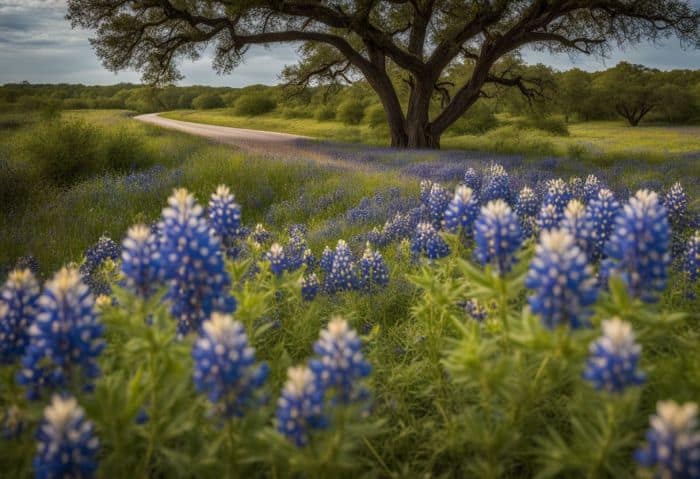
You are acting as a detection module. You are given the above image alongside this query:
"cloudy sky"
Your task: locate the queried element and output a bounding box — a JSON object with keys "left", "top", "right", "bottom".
{"left": 2, "top": 0, "right": 699, "bottom": 86}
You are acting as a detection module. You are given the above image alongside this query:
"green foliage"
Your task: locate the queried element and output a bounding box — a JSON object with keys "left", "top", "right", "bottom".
{"left": 337, "top": 100, "right": 365, "bottom": 126}
{"left": 518, "top": 116, "right": 570, "bottom": 136}
{"left": 100, "top": 127, "right": 150, "bottom": 172}
{"left": 234, "top": 94, "right": 277, "bottom": 117}
{"left": 23, "top": 119, "right": 102, "bottom": 185}
{"left": 363, "top": 104, "right": 386, "bottom": 128}
{"left": 314, "top": 105, "right": 336, "bottom": 121}
{"left": 448, "top": 101, "right": 499, "bottom": 135}
{"left": 191, "top": 93, "right": 225, "bottom": 110}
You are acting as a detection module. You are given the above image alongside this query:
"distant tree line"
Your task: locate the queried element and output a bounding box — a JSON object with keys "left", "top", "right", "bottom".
{"left": 2, "top": 62, "right": 700, "bottom": 129}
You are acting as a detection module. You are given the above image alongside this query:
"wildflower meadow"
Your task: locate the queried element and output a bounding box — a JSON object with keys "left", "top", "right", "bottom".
{"left": 1, "top": 155, "right": 699, "bottom": 478}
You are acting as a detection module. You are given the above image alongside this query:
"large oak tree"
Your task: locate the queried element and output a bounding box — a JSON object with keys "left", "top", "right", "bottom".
{"left": 68, "top": 1, "right": 699, "bottom": 148}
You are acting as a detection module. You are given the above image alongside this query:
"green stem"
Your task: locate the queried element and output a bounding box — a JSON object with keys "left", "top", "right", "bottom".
{"left": 497, "top": 276, "right": 511, "bottom": 352}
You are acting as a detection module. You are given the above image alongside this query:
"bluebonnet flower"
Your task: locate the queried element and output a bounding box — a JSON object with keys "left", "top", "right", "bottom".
{"left": 411, "top": 222, "right": 450, "bottom": 260}
{"left": 583, "top": 174, "right": 602, "bottom": 203}
{"left": 327, "top": 240, "right": 358, "bottom": 293}
{"left": 420, "top": 179, "right": 434, "bottom": 205}
{"left": 266, "top": 243, "right": 287, "bottom": 276}
{"left": 82, "top": 235, "right": 120, "bottom": 271}
{"left": 319, "top": 246, "right": 334, "bottom": 274}
{"left": 358, "top": 243, "right": 389, "bottom": 291}
{"left": 537, "top": 204, "right": 563, "bottom": 232}
{"left": 583, "top": 318, "right": 645, "bottom": 393}
{"left": 635, "top": 401, "right": 700, "bottom": 479}
{"left": 159, "top": 189, "right": 236, "bottom": 335}
{"left": 543, "top": 178, "right": 573, "bottom": 214}
{"left": 192, "top": 313, "right": 269, "bottom": 417}
{"left": 302, "top": 248, "right": 316, "bottom": 269}
{"left": 515, "top": 187, "right": 539, "bottom": 218}
{"left": 79, "top": 235, "right": 121, "bottom": 296}
{"left": 604, "top": 190, "right": 671, "bottom": 302}
{"left": 560, "top": 200, "right": 591, "bottom": 254}
{"left": 474, "top": 200, "right": 522, "bottom": 274}
{"left": 309, "top": 317, "right": 371, "bottom": 403}
{"left": 366, "top": 227, "right": 385, "bottom": 247}
{"left": 34, "top": 395, "right": 99, "bottom": 479}
{"left": 481, "top": 164, "right": 510, "bottom": 203}
{"left": 463, "top": 167, "right": 481, "bottom": 193}
{"left": 250, "top": 223, "right": 271, "bottom": 246}
{"left": 0, "top": 269, "right": 40, "bottom": 364}
{"left": 426, "top": 183, "right": 450, "bottom": 228}
{"left": 383, "top": 213, "right": 412, "bottom": 241}
{"left": 583, "top": 188, "right": 621, "bottom": 260}
{"left": 276, "top": 366, "right": 326, "bottom": 447}
{"left": 301, "top": 273, "right": 320, "bottom": 301}
{"left": 14, "top": 255, "right": 40, "bottom": 276}
{"left": 208, "top": 185, "right": 242, "bottom": 245}
{"left": 443, "top": 185, "right": 479, "bottom": 234}
{"left": 120, "top": 225, "right": 162, "bottom": 298}
{"left": 568, "top": 177, "right": 584, "bottom": 200}
{"left": 18, "top": 268, "right": 103, "bottom": 400}
{"left": 526, "top": 229, "right": 597, "bottom": 329}
{"left": 285, "top": 227, "right": 309, "bottom": 272}
{"left": 464, "top": 299, "right": 487, "bottom": 322}
{"left": 686, "top": 231, "right": 700, "bottom": 282}
{"left": 664, "top": 182, "right": 688, "bottom": 227}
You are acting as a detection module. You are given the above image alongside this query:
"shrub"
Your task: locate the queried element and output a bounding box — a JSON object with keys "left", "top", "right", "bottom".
{"left": 281, "top": 107, "right": 313, "bottom": 119}
{"left": 338, "top": 100, "right": 365, "bottom": 125}
{"left": 191, "top": 94, "right": 225, "bottom": 110}
{"left": 448, "top": 102, "right": 499, "bottom": 135}
{"left": 0, "top": 155, "right": 31, "bottom": 209}
{"left": 101, "top": 128, "right": 150, "bottom": 172}
{"left": 23, "top": 119, "right": 102, "bottom": 185}
{"left": 315, "top": 105, "right": 336, "bottom": 121}
{"left": 364, "top": 104, "right": 386, "bottom": 128}
{"left": 518, "top": 116, "right": 570, "bottom": 136}
{"left": 233, "top": 94, "right": 277, "bottom": 116}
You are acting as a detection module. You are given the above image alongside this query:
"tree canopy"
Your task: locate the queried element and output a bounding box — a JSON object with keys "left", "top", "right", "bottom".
{"left": 68, "top": 1, "right": 700, "bottom": 148}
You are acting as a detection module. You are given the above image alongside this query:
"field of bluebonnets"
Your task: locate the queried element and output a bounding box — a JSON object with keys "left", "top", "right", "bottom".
{"left": 1, "top": 109, "right": 700, "bottom": 478}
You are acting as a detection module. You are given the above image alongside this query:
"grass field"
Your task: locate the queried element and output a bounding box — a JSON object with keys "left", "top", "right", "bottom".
{"left": 162, "top": 108, "right": 700, "bottom": 162}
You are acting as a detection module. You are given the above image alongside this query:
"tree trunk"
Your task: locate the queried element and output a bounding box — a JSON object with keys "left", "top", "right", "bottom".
{"left": 404, "top": 77, "right": 441, "bottom": 149}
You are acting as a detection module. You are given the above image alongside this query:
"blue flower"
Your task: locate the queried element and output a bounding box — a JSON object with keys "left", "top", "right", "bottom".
{"left": 583, "top": 174, "right": 602, "bottom": 203}
{"left": 120, "top": 225, "right": 163, "bottom": 298}
{"left": 327, "top": 240, "right": 358, "bottom": 293}
{"left": 285, "top": 226, "right": 309, "bottom": 272}
{"left": 301, "top": 273, "right": 320, "bottom": 301}
{"left": 419, "top": 179, "right": 434, "bottom": 205}
{"left": 411, "top": 222, "right": 450, "bottom": 260}
{"left": 250, "top": 223, "right": 271, "bottom": 246}
{"left": 192, "top": 313, "right": 269, "bottom": 417}
{"left": 583, "top": 188, "right": 621, "bottom": 261}
{"left": 383, "top": 213, "right": 412, "bottom": 241}
{"left": 664, "top": 182, "right": 688, "bottom": 227}
{"left": 443, "top": 185, "right": 479, "bottom": 234}
{"left": 426, "top": 183, "right": 450, "bottom": 228}
{"left": 515, "top": 187, "right": 539, "bottom": 218}
{"left": 208, "top": 185, "right": 242, "bottom": 244}
{"left": 583, "top": 318, "right": 645, "bottom": 393}
{"left": 463, "top": 167, "right": 482, "bottom": 193}
{"left": 568, "top": 177, "right": 584, "bottom": 200}
{"left": 526, "top": 229, "right": 597, "bottom": 329}
{"left": 560, "top": 200, "right": 591, "bottom": 254}
{"left": 635, "top": 401, "right": 700, "bottom": 479}
{"left": 159, "top": 189, "right": 236, "bottom": 335}
{"left": 309, "top": 317, "right": 371, "bottom": 403}
{"left": 266, "top": 243, "right": 287, "bottom": 276}
{"left": 319, "top": 246, "right": 334, "bottom": 274}
{"left": 474, "top": 200, "right": 522, "bottom": 274}
{"left": 604, "top": 190, "right": 671, "bottom": 302}
{"left": 481, "top": 164, "right": 510, "bottom": 203}
{"left": 358, "top": 243, "right": 389, "bottom": 291}
{"left": 686, "top": 231, "right": 700, "bottom": 282}
{"left": 34, "top": 395, "right": 99, "bottom": 479}
{"left": 276, "top": 366, "right": 326, "bottom": 447}
{"left": 537, "top": 204, "right": 563, "bottom": 232}
{"left": 82, "top": 235, "right": 120, "bottom": 272}
{"left": 18, "top": 268, "right": 104, "bottom": 400}
{"left": 0, "top": 269, "right": 40, "bottom": 364}
{"left": 464, "top": 299, "right": 487, "bottom": 322}
{"left": 543, "top": 178, "right": 573, "bottom": 214}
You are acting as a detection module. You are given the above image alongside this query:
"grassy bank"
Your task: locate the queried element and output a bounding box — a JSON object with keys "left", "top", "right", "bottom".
{"left": 162, "top": 109, "right": 700, "bottom": 162}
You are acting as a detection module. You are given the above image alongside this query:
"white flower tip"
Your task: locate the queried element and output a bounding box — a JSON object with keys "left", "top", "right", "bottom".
{"left": 655, "top": 400, "right": 698, "bottom": 433}
{"left": 601, "top": 317, "right": 635, "bottom": 345}
{"left": 455, "top": 185, "right": 474, "bottom": 202}
{"left": 564, "top": 200, "right": 585, "bottom": 218}
{"left": 7, "top": 268, "right": 37, "bottom": 288}
{"left": 284, "top": 366, "right": 314, "bottom": 396}
{"left": 483, "top": 199, "right": 511, "bottom": 218}
{"left": 214, "top": 185, "right": 231, "bottom": 198}
{"left": 48, "top": 267, "right": 82, "bottom": 296}
{"left": 44, "top": 395, "right": 82, "bottom": 431}
{"left": 539, "top": 229, "right": 575, "bottom": 253}
{"left": 127, "top": 224, "right": 151, "bottom": 243}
